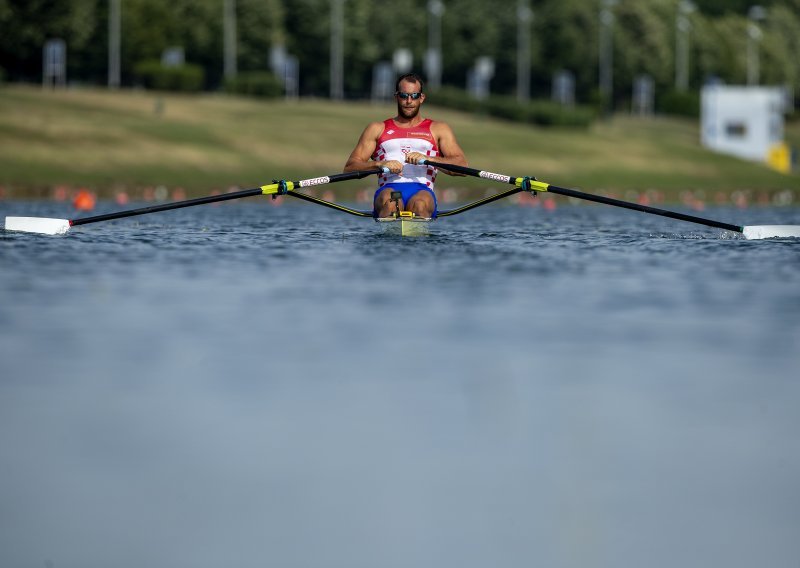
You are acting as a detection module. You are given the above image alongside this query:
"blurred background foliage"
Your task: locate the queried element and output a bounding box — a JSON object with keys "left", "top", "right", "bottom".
{"left": 0, "top": 0, "right": 798, "bottom": 108}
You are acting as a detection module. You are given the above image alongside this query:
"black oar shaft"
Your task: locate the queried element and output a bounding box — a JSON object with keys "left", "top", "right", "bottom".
{"left": 70, "top": 187, "right": 263, "bottom": 227}
{"left": 328, "top": 168, "right": 383, "bottom": 183}
{"left": 426, "top": 161, "right": 516, "bottom": 183}
{"left": 70, "top": 168, "right": 384, "bottom": 227}
{"left": 424, "top": 160, "right": 743, "bottom": 234}
{"left": 545, "top": 185, "right": 742, "bottom": 233}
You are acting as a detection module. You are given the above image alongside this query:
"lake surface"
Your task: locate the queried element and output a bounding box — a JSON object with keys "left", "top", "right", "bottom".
{"left": 1, "top": 199, "right": 799, "bottom": 568}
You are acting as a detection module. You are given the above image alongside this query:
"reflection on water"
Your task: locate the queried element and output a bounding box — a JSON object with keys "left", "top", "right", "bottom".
{"left": 1, "top": 202, "right": 799, "bottom": 568}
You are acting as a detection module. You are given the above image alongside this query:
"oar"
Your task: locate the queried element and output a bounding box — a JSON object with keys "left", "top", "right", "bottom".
{"left": 422, "top": 160, "right": 800, "bottom": 240}
{"left": 4, "top": 168, "right": 385, "bottom": 235}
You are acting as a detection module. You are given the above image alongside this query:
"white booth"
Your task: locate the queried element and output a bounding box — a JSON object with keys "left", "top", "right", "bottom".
{"left": 701, "top": 85, "right": 790, "bottom": 172}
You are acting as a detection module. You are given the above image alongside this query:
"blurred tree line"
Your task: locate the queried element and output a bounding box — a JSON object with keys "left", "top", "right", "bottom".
{"left": 1, "top": 0, "right": 798, "bottom": 106}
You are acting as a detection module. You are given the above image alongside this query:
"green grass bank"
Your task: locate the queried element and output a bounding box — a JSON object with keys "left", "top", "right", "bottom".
{"left": 1, "top": 85, "right": 798, "bottom": 201}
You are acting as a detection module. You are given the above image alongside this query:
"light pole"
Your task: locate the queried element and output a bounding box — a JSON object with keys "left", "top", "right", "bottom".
{"left": 330, "top": 0, "right": 344, "bottom": 99}
{"left": 223, "top": 0, "right": 237, "bottom": 79}
{"left": 747, "top": 5, "right": 766, "bottom": 86}
{"left": 517, "top": 0, "right": 533, "bottom": 102}
{"left": 599, "top": 0, "right": 618, "bottom": 112}
{"left": 425, "top": 0, "right": 444, "bottom": 90}
{"left": 675, "top": 0, "right": 694, "bottom": 92}
{"left": 108, "top": 0, "right": 120, "bottom": 88}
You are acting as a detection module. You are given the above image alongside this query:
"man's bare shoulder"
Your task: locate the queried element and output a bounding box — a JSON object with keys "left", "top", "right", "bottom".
{"left": 429, "top": 120, "right": 458, "bottom": 141}
{"left": 430, "top": 120, "right": 455, "bottom": 134}
{"left": 362, "top": 120, "right": 387, "bottom": 138}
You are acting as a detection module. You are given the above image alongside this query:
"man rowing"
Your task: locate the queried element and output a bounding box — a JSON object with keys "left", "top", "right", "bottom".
{"left": 343, "top": 72, "right": 468, "bottom": 219}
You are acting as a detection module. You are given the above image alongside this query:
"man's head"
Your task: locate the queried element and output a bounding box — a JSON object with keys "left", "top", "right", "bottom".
{"left": 395, "top": 73, "right": 426, "bottom": 119}
{"left": 395, "top": 73, "right": 424, "bottom": 94}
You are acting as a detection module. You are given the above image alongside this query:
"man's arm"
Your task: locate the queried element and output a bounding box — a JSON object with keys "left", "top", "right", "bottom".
{"left": 343, "top": 122, "right": 403, "bottom": 174}
{"left": 406, "top": 121, "right": 468, "bottom": 176}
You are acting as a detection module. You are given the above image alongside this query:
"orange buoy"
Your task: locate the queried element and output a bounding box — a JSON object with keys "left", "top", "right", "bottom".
{"left": 73, "top": 188, "right": 96, "bottom": 211}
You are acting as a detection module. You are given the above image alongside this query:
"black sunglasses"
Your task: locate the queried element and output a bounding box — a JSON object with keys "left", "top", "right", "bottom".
{"left": 395, "top": 92, "right": 422, "bottom": 100}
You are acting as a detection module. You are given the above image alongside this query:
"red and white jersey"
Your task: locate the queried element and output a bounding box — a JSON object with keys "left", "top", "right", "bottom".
{"left": 372, "top": 118, "right": 439, "bottom": 189}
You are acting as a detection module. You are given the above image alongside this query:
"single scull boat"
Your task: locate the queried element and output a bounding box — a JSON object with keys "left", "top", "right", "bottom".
{"left": 4, "top": 163, "right": 800, "bottom": 240}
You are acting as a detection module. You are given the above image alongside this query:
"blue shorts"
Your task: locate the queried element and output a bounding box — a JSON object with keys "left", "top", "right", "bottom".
{"left": 373, "top": 183, "right": 438, "bottom": 218}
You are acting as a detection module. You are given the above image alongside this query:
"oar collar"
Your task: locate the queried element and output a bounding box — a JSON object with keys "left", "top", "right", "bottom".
{"left": 521, "top": 176, "right": 536, "bottom": 193}
{"left": 273, "top": 179, "right": 290, "bottom": 199}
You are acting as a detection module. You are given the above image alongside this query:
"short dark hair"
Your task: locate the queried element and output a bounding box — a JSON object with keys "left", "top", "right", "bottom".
{"left": 395, "top": 73, "right": 425, "bottom": 93}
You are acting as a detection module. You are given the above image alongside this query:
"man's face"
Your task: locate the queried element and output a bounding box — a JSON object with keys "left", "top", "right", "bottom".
{"left": 395, "top": 80, "right": 425, "bottom": 119}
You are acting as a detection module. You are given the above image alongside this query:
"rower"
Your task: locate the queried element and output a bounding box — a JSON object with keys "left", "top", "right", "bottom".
{"left": 342, "top": 72, "right": 469, "bottom": 219}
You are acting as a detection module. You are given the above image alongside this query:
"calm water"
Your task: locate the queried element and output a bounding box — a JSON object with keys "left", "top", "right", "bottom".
{"left": 1, "top": 199, "right": 799, "bottom": 568}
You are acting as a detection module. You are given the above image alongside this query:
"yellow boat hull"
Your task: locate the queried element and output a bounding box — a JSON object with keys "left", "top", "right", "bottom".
{"left": 375, "top": 216, "right": 433, "bottom": 236}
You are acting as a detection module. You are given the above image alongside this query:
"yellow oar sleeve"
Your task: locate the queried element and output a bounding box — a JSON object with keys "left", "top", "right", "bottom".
{"left": 261, "top": 181, "right": 296, "bottom": 195}
{"left": 514, "top": 178, "right": 549, "bottom": 192}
